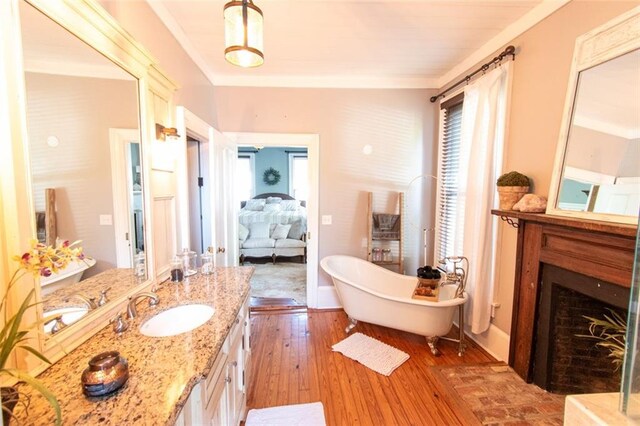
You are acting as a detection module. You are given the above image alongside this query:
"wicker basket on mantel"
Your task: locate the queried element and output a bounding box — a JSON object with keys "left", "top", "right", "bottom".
{"left": 497, "top": 186, "right": 529, "bottom": 210}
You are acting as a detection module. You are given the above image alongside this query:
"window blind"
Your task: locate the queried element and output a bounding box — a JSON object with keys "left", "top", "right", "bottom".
{"left": 436, "top": 98, "right": 463, "bottom": 262}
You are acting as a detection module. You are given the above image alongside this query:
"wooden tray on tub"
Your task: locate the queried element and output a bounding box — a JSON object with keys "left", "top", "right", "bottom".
{"left": 412, "top": 277, "right": 440, "bottom": 301}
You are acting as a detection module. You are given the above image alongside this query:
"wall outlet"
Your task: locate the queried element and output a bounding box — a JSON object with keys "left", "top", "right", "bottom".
{"left": 322, "top": 215, "right": 332, "bottom": 225}
{"left": 99, "top": 214, "right": 113, "bottom": 226}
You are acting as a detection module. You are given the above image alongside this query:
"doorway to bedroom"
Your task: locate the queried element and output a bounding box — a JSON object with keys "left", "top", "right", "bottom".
{"left": 227, "top": 132, "right": 319, "bottom": 311}
{"left": 236, "top": 146, "right": 308, "bottom": 309}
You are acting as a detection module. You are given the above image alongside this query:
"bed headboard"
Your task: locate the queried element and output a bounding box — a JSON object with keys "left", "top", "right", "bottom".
{"left": 241, "top": 193, "right": 306, "bottom": 208}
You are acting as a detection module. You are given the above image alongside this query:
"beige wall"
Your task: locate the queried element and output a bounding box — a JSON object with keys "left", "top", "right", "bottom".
{"left": 437, "top": 0, "right": 639, "bottom": 333}
{"left": 99, "top": 0, "right": 219, "bottom": 127}
{"left": 25, "top": 72, "right": 138, "bottom": 277}
{"left": 212, "top": 87, "right": 438, "bottom": 285}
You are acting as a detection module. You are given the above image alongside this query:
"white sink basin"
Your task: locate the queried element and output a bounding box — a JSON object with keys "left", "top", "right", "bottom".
{"left": 43, "top": 307, "right": 89, "bottom": 334}
{"left": 139, "top": 304, "right": 215, "bottom": 337}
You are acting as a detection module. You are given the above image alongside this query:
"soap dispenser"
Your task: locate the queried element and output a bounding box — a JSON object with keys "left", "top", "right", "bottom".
{"left": 170, "top": 256, "right": 184, "bottom": 283}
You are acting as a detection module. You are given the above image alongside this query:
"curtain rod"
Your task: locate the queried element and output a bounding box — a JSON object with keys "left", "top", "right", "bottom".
{"left": 430, "top": 45, "right": 516, "bottom": 103}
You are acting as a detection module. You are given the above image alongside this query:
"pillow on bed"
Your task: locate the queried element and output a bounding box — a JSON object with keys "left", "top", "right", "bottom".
{"left": 288, "top": 220, "right": 305, "bottom": 240}
{"left": 266, "top": 196, "right": 282, "bottom": 204}
{"left": 280, "top": 200, "right": 301, "bottom": 211}
{"left": 238, "top": 223, "right": 249, "bottom": 242}
{"left": 249, "top": 222, "right": 270, "bottom": 239}
{"left": 245, "top": 199, "right": 265, "bottom": 211}
{"left": 271, "top": 224, "right": 292, "bottom": 240}
{"left": 263, "top": 203, "right": 282, "bottom": 212}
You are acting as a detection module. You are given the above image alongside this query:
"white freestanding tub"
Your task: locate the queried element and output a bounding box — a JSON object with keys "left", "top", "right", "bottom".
{"left": 320, "top": 255, "right": 468, "bottom": 355}
{"left": 40, "top": 258, "right": 96, "bottom": 296}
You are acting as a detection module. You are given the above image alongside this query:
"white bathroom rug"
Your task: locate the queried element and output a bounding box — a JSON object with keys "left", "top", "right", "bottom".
{"left": 245, "top": 402, "right": 326, "bottom": 425}
{"left": 332, "top": 332, "right": 409, "bottom": 376}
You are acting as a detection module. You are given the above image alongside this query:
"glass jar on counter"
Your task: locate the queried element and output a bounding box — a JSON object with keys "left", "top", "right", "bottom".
{"left": 372, "top": 247, "right": 382, "bottom": 262}
{"left": 201, "top": 247, "right": 215, "bottom": 275}
{"left": 170, "top": 256, "right": 184, "bottom": 283}
{"left": 134, "top": 252, "right": 146, "bottom": 278}
{"left": 180, "top": 248, "right": 198, "bottom": 277}
{"left": 382, "top": 248, "right": 392, "bottom": 263}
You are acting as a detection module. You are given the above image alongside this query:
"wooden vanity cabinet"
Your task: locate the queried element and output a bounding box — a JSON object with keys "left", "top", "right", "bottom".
{"left": 175, "top": 296, "right": 251, "bottom": 426}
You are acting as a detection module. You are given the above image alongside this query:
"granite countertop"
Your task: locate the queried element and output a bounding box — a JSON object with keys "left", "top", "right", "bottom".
{"left": 15, "top": 266, "right": 253, "bottom": 425}
{"left": 43, "top": 268, "right": 143, "bottom": 312}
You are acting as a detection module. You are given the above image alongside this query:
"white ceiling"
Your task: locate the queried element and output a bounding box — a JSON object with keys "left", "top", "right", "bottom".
{"left": 574, "top": 49, "right": 640, "bottom": 140}
{"left": 149, "top": 0, "right": 568, "bottom": 89}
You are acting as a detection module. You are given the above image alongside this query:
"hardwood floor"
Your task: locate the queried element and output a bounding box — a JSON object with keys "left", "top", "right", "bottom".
{"left": 247, "top": 310, "right": 496, "bottom": 425}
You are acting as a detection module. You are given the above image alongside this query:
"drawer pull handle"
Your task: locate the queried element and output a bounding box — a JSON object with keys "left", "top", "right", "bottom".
{"left": 225, "top": 377, "right": 232, "bottom": 384}
{"left": 244, "top": 321, "right": 247, "bottom": 326}
{"left": 236, "top": 318, "right": 240, "bottom": 325}
{"left": 232, "top": 361, "right": 238, "bottom": 367}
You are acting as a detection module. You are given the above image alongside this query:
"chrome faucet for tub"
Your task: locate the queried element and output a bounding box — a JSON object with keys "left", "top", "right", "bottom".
{"left": 65, "top": 293, "right": 97, "bottom": 310}
{"left": 127, "top": 292, "right": 159, "bottom": 319}
{"left": 438, "top": 256, "right": 469, "bottom": 299}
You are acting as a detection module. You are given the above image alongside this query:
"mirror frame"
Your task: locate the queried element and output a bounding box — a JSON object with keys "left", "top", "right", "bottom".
{"left": 0, "top": 0, "right": 177, "bottom": 373}
{"left": 547, "top": 6, "right": 640, "bottom": 225}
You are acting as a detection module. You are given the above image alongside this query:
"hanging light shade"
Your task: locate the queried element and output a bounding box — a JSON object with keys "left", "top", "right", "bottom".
{"left": 224, "top": 0, "right": 264, "bottom": 68}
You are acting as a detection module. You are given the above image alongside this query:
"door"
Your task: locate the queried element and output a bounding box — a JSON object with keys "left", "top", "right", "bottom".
{"left": 109, "top": 128, "right": 142, "bottom": 268}
{"left": 187, "top": 138, "right": 212, "bottom": 254}
{"left": 211, "top": 128, "right": 238, "bottom": 266}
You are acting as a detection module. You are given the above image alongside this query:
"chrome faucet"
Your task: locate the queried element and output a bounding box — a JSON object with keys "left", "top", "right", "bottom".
{"left": 127, "top": 292, "right": 159, "bottom": 319}
{"left": 65, "top": 293, "right": 97, "bottom": 310}
{"left": 438, "top": 256, "right": 469, "bottom": 298}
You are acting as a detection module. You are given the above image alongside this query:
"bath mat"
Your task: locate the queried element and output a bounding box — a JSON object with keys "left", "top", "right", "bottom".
{"left": 332, "top": 332, "right": 409, "bottom": 376}
{"left": 245, "top": 402, "right": 326, "bottom": 425}
{"left": 431, "top": 364, "right": 565, "bottom": 425}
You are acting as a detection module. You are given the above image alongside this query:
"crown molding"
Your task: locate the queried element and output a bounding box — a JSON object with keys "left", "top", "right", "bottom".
{"left": 436, "top": 0, "right": 571, "bottom": 88}
{"left": 213, "top": 74, "right": 439, "bottom": 89}
{"left": 148, "top": 0, "right": 570, "bottom": 90}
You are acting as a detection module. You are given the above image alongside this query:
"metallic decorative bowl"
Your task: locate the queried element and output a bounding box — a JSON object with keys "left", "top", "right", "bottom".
{"left": 81, "top": 351, "right": 129, "bottom": 397}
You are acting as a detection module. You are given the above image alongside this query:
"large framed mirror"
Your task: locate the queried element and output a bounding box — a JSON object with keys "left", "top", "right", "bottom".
{"left": 15, "top": 0, "right": 158, "bottom": 343}
{"left": 547, "top": 7, "right": 640, "bottom": 225}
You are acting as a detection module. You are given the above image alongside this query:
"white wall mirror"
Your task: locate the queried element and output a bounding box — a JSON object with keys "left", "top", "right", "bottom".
{"left": 547, "top": 7, "right": 640, "bottom": 224}
{"left": 18, "top": 0, "right": 149, "bottom": 335}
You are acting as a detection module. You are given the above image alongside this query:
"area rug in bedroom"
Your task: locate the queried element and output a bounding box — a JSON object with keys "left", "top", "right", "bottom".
{"left": 431, "top": 364, "right": 565, "bottom": 425}
{"left": 246, "top": 262, "right": 307, "bottom": 305}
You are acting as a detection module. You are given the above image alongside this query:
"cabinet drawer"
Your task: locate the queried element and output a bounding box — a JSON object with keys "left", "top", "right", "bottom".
{"left": 204, "top": 336, "right": 228, "bottom": 402}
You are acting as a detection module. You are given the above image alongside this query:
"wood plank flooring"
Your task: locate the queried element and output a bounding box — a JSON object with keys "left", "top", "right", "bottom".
{"left": 247, "top": 310, "right": 496, "bottom": 425}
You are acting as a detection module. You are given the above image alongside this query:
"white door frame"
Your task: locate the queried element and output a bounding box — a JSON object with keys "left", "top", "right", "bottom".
{"left": 109, "top": 128, "right": 140, "bottom": 268}
{"left": 175, "top": 106, "right": 211, "bottom": 251}
{"left": 224, "top": 132, "right": 320, "bottom": 309}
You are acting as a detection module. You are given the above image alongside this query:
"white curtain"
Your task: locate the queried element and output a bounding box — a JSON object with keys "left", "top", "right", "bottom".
{"left": 454, "top": 62, "right": 511, "bottom": 334}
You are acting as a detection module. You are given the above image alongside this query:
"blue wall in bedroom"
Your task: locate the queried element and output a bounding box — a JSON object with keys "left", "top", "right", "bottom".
{"left": 239, "top": 147, "right": 307, "bottom": 197}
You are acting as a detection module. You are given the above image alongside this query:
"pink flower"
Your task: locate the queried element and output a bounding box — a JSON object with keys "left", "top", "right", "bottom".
{"left": 21, "top": 253, "right": 31, "bottom": 261}
{"left": 40, "top": 268, "right": 52, "bottom": 277}
{"left": 62, "top": 240, "right": 70, "bottom": 248}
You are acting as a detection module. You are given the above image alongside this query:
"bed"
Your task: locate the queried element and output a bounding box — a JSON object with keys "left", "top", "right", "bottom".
{"left": 238, "top": 193, "right": 307, "bottom": 264}
{"left": 239, "top": 192, "right": 307, "bottom": 229}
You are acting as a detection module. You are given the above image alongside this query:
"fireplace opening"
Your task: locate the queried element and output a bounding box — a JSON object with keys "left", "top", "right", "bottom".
{"left": 533, "top": 265, "right": 629, "bottom": 394}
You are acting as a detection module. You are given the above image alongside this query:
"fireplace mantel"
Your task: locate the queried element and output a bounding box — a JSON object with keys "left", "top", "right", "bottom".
{"left": 492, "top": 209, "right": 638, "bottom": 382}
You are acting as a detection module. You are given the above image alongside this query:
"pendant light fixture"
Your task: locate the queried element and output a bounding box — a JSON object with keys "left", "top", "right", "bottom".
{"left": 224, "top": 0, "right": 264, "bottom": 68}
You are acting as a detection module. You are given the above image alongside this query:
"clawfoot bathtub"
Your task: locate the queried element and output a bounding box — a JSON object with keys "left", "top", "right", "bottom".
{"left": 320, "top": 255, "right": 467, "bottom": 356}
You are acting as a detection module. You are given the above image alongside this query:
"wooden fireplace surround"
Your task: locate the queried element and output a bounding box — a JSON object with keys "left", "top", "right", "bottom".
{"left": 492, "top": 209, "right": 637, "bottom": 382}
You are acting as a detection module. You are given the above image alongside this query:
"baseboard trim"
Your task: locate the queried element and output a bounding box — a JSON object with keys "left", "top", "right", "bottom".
{"left": 316, "top": 286, "right": 342, "bottom": 309}
{"left": 464, "top": 323, "right": 510, "bottom": 362}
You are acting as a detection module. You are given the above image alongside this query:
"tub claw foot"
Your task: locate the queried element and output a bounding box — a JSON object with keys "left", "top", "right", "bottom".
{"left": 345, "top": 317, "right": 358, "bottom": 334}
{"left": 426, "top": 336, "right": 440, "bottom": 357}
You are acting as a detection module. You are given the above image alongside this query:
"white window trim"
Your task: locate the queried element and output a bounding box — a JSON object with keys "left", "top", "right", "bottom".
{"left": 288, "top": 152, "right": 308, "bottom": 197}
{"left": 433, "top": 87, "right": 464, "bottom": 264}
{"left": 238, "top": 151, "right": 256, "bottom": 198}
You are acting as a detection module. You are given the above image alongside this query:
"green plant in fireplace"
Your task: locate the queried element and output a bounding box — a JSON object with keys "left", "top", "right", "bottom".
{"left": 580, "top": 308, "right": 627, "bottom": 371}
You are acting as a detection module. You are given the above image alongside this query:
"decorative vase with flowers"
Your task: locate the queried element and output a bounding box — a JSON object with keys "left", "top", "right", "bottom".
{"left": 1, "top": 240, "right": 84, "bottom": 425}
{"left": 496, "top": 171, "right": 530, "bottom": 210}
